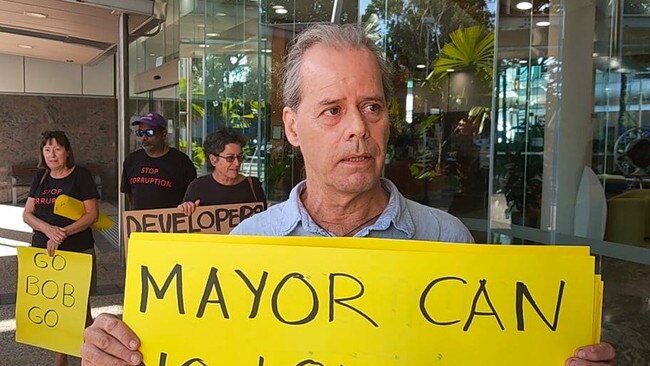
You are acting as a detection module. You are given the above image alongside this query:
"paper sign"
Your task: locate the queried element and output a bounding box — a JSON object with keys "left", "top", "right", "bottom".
{"left": 54, "top": 194, "right": 114, "bottom": 230}
{"left": 15, "top": 247, "right": 92, "bottom": 356}
{"left": 123, "top": 234, "right": 599, "bottom": 366}
{"left": 122, "top": 202, "right": 265, "bottom": 246}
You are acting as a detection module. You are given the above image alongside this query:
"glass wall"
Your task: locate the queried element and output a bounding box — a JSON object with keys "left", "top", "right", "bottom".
{"left": 491, "top": 0, "right": 650, "bottom": 262}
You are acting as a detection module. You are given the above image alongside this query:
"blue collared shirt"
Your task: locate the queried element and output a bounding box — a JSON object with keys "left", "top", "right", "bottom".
{"left": 232, "top": 179, "right": 474, "bottom": 243}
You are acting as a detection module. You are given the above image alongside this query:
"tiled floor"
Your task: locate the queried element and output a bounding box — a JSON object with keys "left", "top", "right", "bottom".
{"left": 600, "top": 256, "right": 650, "bottom": 366}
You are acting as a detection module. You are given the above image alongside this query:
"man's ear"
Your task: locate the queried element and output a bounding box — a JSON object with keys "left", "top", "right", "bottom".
{"left": 283, "top": 106, "right": 300, "bottom": 147}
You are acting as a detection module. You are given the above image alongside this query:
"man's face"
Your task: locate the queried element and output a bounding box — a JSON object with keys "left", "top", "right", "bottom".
{"left": 283, "top": 45, "right": 389, "bottom": 195}
{"left": 137, "top": 123, "right": 166, "bottom": 153}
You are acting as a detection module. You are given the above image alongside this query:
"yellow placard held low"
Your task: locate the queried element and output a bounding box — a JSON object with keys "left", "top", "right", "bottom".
{"left": 54, "top": 194, "right": 113, "bottom": 230}
{"left": 123, "top": 233, "right": 599, "bottom": 366}
{"left": 15, "top": 247, "right": 92, "bottom": 357}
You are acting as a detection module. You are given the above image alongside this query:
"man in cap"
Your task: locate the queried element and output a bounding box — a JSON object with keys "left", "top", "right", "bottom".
{"left": 121, "top": 112, "right": 196, "bottom": 210}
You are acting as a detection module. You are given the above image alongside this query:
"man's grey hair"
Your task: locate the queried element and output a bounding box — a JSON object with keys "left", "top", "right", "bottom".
{"left": 281, "top": 23, "right": 393, "bottom": 110}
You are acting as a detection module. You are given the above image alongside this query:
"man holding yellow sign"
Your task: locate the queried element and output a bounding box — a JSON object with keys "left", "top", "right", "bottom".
{"left": 80, "top": 24, "right": 615, "bottom": 366}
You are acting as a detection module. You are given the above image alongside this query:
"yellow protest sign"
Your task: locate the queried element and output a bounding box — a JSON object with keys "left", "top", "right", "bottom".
{"left": 15, "top": 247, "right": 92, "bottom": 356}
{"left": 124, "top": 234, "right": 599, "bottom": 365}
{"left": 54, "top": 194, "right": 113, "bottom": 230}
{"left": 122, "top": 202, "right": 265, "bottom": 248}
{"left": 142, "top": 232, "right": 590, "bottom": 255}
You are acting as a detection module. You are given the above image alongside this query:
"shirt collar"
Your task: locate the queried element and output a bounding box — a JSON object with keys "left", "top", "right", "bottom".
{"left": 278, "top": 178, "right": 416, "bottom": 238}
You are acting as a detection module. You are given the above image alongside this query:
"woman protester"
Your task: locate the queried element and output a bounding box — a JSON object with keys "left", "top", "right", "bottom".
{"left": 178, "top": 128, "right": 267, "bottom": 216}
{"left": 22, "top": 131, "right": 99, "bottom": 366}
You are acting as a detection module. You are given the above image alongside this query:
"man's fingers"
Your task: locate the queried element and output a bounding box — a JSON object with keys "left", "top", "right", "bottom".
{"left": 80, "top": 342, "right": 141, "bottom": 366}
{"left": 93, "top": 314, "right": 140, "bottom": 349}
{"left": 82, "top": 314, "right": 141, "bottom": 365}
{"left": 565, "top": 358, "right": 616, "bottom": 366}
{"left": 566, "top": 342, "right": 616, "bottom": 366}
{"left": 576, "top": 343, "right": 616, "bottom": 362}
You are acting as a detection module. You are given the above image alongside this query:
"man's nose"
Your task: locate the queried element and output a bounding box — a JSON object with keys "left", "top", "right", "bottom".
{"left": 345, "top": 109, "right": 370, "bottom": 140}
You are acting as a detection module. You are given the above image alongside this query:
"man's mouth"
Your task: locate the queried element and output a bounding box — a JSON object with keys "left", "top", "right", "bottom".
{"left": 342, "top": 154, "right": 372, "bottom": 162}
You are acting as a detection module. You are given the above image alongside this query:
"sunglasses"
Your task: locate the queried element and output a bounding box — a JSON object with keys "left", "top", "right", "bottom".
{"left": 134, "top": 128, "right": 159, "bottom": 138}
{"left": 217, "top": 154, "right": 245, "bottom": 163}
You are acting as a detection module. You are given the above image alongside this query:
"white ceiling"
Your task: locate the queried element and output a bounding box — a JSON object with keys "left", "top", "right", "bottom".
{"left": 0, "top": 0, "right": 157, "bottom": 64}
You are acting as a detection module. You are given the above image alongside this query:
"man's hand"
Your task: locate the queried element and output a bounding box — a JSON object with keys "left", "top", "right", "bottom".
{"left": 178, "top": 199, "right": 200, "bottom": 216}
{"left": 81, "top": 313, "right": 142, "bottom": 366}
{"left": 565, "top": 342, "right": 616, "bottom": 366}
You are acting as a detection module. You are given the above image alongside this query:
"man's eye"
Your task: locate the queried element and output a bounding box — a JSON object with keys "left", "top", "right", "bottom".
{"left": 364, "top": 103, "right": 382, "bottom": 113}
{"left": 324, "top": 107, "right": 341, "bottom": 116}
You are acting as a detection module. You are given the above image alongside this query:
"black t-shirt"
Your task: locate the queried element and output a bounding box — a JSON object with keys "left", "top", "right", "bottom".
{"left": 121, "top": 148, "right": 197, "bottom": 210}
{"left": 28, "top": 166, "right": 100, "bottom": 252}
{"left": 183, "top": 175, "right": 267, "bottom": 207}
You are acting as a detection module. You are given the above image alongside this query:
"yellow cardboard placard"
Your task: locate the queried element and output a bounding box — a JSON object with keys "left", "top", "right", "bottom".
{"left": 124, "top": 234, "right": 598, "bottom": 366}
{"left": 593, "top": 275, "right": 603, "bottom": 342}
{"left": 135, "top": 232, "right": 590, "bottom": 255}
{"left": 54, "top": 194, "right": 113, "bottom": 230}
{"left": 15, "top": 247, "right": 92, "bottom": 356}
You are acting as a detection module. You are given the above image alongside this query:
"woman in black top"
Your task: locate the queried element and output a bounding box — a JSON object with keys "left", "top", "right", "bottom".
{"left": 179, "top": 128, "right": 267, "bottom": 216}
{"left": 22, "top": 130, "right": 99, "bottom": 366}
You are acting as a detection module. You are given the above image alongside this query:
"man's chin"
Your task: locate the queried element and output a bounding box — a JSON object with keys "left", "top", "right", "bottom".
{"left": 335, "top": 174, "right": 381, "bottom": 194}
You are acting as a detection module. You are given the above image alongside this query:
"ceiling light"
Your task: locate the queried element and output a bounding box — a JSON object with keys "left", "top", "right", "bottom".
{"left": 272, "top": 5, "right": 285, "bottom": 9}
{"left": 206, "top": 33, "right": 220, "bottom": 37}
{"left": 25, "top": 11, "right": 48, "bottom": 19}
{"left": 416, "top": 64, "right": 426, "bottom": 69}
{"left": 519, "top": 60, "right": 528, "bottom": 64}
{"left": 199, "top": 44, "right": 209, "bottom": 48}
{"left": 18, "top": 44, "right": 33, "bottom": 49}
{"left": 536, "top": 21, "right": 550, "bottom": 27}
{"left": 516, "top": 2, "right": 533, "bottom": 10}
{"left": 275, "top": 8, "right": 288, "bottom": 14}
{"left": 149, "top": 53, "right": 156, "bottom": 57}
{"left": 215, "top": 12, "right": 227, "bottom": 16}
{"left": 196, "top": 23, "right": 205, "bottom": 28}
{"left": 262, "top": 49, "right": 272, "bottom": 53}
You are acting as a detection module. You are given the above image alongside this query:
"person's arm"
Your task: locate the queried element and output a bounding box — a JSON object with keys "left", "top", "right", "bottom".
{"left": 23, "top": 197, "right": 67, "bottom": 245}
{"left": 125, "top": 193, "right": 133, "bottom": 207}
{"left": 81, "top": 314, "right": 142, "bottom": 366}
{"left": 565, "top": 342, "right": 615, "bottom": 366}
{"left": 63, "top": 198, "right": 99, "bottom": 235}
